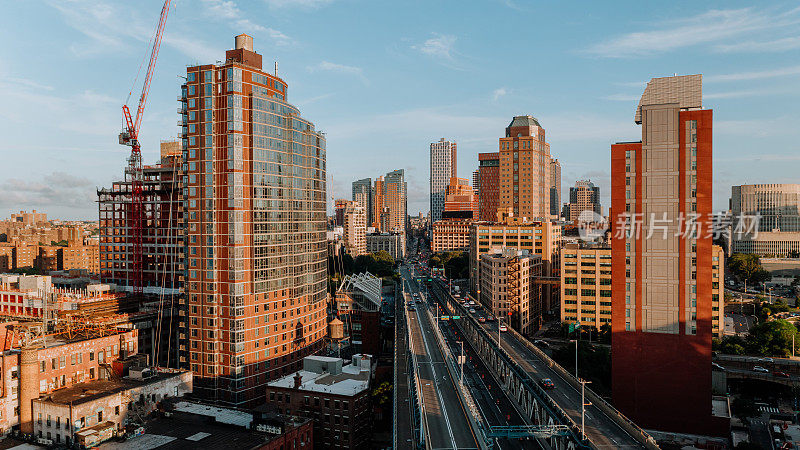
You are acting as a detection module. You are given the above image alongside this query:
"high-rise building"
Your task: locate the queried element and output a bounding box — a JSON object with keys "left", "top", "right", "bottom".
{"left": 443, "top": 177, "right": 477, "bottom": 220}
{"left": 611, "top": 74, "right": 725, "bottom": 435}
{"left": 431, "top": 177, "right": 477, "bottom": 252}
{"left": 98, "top": 141, "right": 184, "bottom": 294}
{"left": 372, "top": 176, "right": 384, "bottom": 230}
{"left": 568, "top": 180, "right": 601, "bottom": 222}
{"left": 549, "top": 158, "right": 561, "bottom": 218}
{"left": 333, "top": 199, "right": 347, "bottom": 227}
{"left": 730, "top": 184, "right": 800, "bottom": 257}
{"left": 430, "top": 138, "right": 457, "bottom": 224}
{"left": 180, "top": 35, "right": 328, "bottom": 406}
{"left": 342, "top": 200, "right": 367, "bottom": 256}
{"left": 499, "top": 116, "right": 552, "bottom": 221}
{"left": 384, "top": 169, "right": 407, "bottom": 234}
{"left": 476, "top": 152, "right": 500, "bottom": 222}
{"left": 351, "top": 178, "right": 373, "bottom": 226}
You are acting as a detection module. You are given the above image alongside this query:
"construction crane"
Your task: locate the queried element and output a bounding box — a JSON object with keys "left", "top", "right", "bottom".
{"left": 118, "top": 0, "right": 172, "bottom": 295}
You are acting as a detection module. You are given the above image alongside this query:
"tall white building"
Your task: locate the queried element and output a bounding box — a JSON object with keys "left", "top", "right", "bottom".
{"left": 430, "top": 138, "right": 457, "bottom": 224}
{"left": 343, "top": 201, "right": 367, "bottom": 256}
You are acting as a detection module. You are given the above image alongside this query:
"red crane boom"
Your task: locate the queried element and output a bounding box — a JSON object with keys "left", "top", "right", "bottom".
{"left": 119, "top": 0, "right": 171, "bottom": 295}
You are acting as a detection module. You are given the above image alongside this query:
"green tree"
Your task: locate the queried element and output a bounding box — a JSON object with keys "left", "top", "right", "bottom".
{"left": 729, "top": 253, "right": 771, "bottom": 285}
{"left": 745, "top": 319, "right": 798, "bottom": 357}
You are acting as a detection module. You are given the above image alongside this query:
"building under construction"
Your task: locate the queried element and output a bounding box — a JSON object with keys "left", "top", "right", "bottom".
{"left": 97, "top": 141, "right": 184, "bottom": 295}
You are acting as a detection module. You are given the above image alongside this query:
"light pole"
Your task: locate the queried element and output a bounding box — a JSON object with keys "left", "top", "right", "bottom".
{"left": 580, "top": 379, "right": 592, "bottom": 441}
{"left": 497, "top": 316, "right": 502, "bottom": 349}
{"left": 570, "top": 339, "right": 578, "bottom": 379}
{"left": 459, "top": 341, "right": 464, "bottom": 384}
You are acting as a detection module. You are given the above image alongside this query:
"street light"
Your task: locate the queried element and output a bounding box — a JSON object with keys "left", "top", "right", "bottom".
{"left": 458, "top": 341, "right": 465, "bottom": 384}
{"left": 569, "top": 339, "right": 578, "bottom": 379}
{"left": 580, "top": 379, "right": 592, "bottom": 441}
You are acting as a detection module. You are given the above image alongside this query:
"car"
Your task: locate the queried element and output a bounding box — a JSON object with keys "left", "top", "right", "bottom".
{"left": 499, "top": 325, "right": 508, "bottom": 332}
{"left": 539, "top": 378, "right": 555, "bottom": 389}
{"left": 486, "top": 316, "right": 496, "bottom": 322}
{"left": 478, "top": 317, "right": 486, "bottom": 323}
{"left": 773, "top": 371, "right": 790, "bottom": 378}
{"left": 534, "top": 340, "right": 550, "bottom": 349}
{"left": 408, "top": 306, "right": 416, "bottom": 311}
{"left": 759, "top": 357, "right": 774, "bottom": 363}
{"left": 753, "top": 366, "right": 770, "bottom": 373}
{"left": 469, "top": 308, "right": 476, "bottom": 314}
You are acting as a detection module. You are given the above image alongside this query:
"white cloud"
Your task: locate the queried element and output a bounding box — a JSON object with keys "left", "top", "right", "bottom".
{"left": 414, "top": 33, "right": 457, "bottom": 60}
{"left": 585, "top": 7, "right": 800, "bottom": 58}
{"left": 0, "top": 172, "right": 96, "bottom": 210}
{"left": 308, "top": 61, "right": 367, "bottom": 83}
{"left": 264, "top": 0, "right": 335, "bottom": 10}
{"left": 705, "top": 65, "right": 800, "bottom": 82}
{"left": 715, "top": 36, "right": 800, "bottom": 53}
{"left": 492, "top": 87, "right": 509, "bottom": 101}
{"left": 200, "top": 0, "right": 295, "bottom": 47}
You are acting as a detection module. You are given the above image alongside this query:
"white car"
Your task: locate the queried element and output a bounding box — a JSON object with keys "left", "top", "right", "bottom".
{"left": 469, "top": 308, "right": 476, "bottom": 314}
{"left": 499, "top": 325, "right": 508, "bottom": 332}
{"left": 753, "top": 366, "right": 769, "bottom": 373}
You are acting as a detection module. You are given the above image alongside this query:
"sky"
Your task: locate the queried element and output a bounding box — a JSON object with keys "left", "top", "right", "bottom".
{"left": 1, "top": 0, "right": 799, "bottom": 220}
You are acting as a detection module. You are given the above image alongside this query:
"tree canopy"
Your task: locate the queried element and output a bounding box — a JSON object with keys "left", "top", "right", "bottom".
{"left": 429, "top": 251, "right": 469, "bottom": 279}
{"left": 729, "top": 253, "right": 771, "bottom": 285}
{"left": 713, "top": 319, "right": 798, "bottom": 357}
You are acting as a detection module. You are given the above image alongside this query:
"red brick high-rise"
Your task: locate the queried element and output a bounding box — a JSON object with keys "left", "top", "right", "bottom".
{"left": 180, "top": 35, "right": 328, "bottom": 406}
{"left": 476, "top": 152, "right": 499, "bottom": 222}
{"left": 611, "top": 74, "right": 724, "bottom": 435}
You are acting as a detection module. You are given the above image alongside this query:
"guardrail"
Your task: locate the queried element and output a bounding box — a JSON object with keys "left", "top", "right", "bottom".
{"left": 404, "top": 292, "right": 428, "bottom": 449}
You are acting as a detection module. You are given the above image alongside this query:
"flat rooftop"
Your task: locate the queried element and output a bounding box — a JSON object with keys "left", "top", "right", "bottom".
{"left": 268, "top": 362, "right": 370, "bottom": 397}
{"left": 36, "top": 371, "right": 186, "bottom": 406}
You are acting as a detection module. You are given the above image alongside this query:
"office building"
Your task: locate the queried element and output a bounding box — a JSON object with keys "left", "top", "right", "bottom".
{"left": 568, "top": 180, "right": 601, "bottom": 222}
{"left": 342, "top": 201, "right": 367, "bottom": 256}
{"left": 371, "top": 176, "right": 384, "bottom": 230}
{"left": 560, "top": 243, "right": 612, "bottom": 329}
{"left": 265, "top": 355, "right": 373, "bottom": 450}
{"left": 383, "top": 169, "right": 407, "bottom": 234}
{"left": 352, "top": 178, "right": 373, "bottom": 226}
{"left": 431, "top": 220, "right": 471, "bottom": 252}
{"left": 431, "top": 177, "right": 478, "bottom": 252}
{"left": 611, "top": 74, "right": 726, "bottom": 435}
{"left": 499, "top": 116, "right": 552, "bottom": 221}
{"left": 476, "top": 152, "right": 500, "bottom": 222}
{"left": 478, "top": 248, "right": 542, "bottom": 336}
{"left": 430, "top": 138, "right": 457, "bottom": 224}
{"left": 443, "top": 177, "right": 478, "bottom": 220}
{"left": 730, "top": 184, "right": 800, "bottom": 257}
{"left": 549, "top": 158, "right": 561, "bottom": 218}
{"left": 469, "top": 211, "right": 561, "bottom": 325}
{"left": 365, "top": 232, "right": 405, "bottom": 261}
{"left": 180, "top": 35, "right": 328, "bottom": 406}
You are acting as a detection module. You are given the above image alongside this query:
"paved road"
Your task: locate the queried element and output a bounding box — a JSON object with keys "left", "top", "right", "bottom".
{"left": 425, "top": 278, "right": 644, "bottom": 449}
{"left": 403, "top": 267, "right": 480, "bottom": 450}
{"left": 395, "top": 285, "right": 414, "bottom": 449}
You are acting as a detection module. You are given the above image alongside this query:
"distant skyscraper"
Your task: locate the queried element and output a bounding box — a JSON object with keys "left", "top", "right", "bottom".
{"left": 352, "top": 178, "right": 373, "bottom": 226}
{"left": 430, "top": 138, "right": 457, "bottom": 224}
{"left": 181, "top": 35, "right": 328, "bottom": 406}
{"left": 476, "top": 152, "right": 500, "bottom": 222}
{"left": 730, "top": 184, "right": 800, "bottom": 257}
{"left": 499, "top": 116, "right": 552, "bottom": 220}
{"left": 611, "top": 74, "right": 724, "bottom": 435}
{"left": 443, "top": 177, "right": 477, "bottom": 220}
{"left": 568, "top": 180, "right": 601, "bottom": 222}
{"left": 342, "top": 200, "right": 367, "bottom": 256}
{"left": 549, "top": 158, "right": 561, "bottom": 218}
{"left": 384, "top": 169, "right": 407, "bottom": 234}
{"left": 372, "top": 176, "right": 384, "bottom": 229}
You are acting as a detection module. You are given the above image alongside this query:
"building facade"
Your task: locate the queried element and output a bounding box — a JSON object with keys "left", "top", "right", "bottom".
{"left": 499, "top": 116, "right": 552, "bottom": 221}
{"left": 611, "top": 74, "right": 724, "bottom": 435}
{"left": 365, "top": 232, "right": 405, "bottom": 261}
{"left": 431, "top": 220, "right": 471, "bottom": 252}
{"left": 351, "top": 178, "right": 373, "bottom": 227}
{"left": 383, "top": 169, "right": 407, "bottom": 235}
{"left": 342, "top": 201, "right": 367, "bottom": 256}
{"left": 180, "top": 35, "right": 328, "bottom": 406}
{"left": 478, "top": 248, "right": 542, "bottom": 335}
{"left": 476, "top": 152, "right": 500, "bottom": 222}
{"left": 443, "top": 177, "right": 477, "bottom": 220}
{"left": 730, "top": 184, "right": 800, "bottom": 257}
{"left": 560, "top": 244, "right": 612, "bottom": 329}
{"left": 469, "top": 213, "right": 561, "bottom": 321}
{"left": 430, "top": 139, "right": 457, "bottom": 224}
{"left": 549, "top": 158, "right": 561, "bottom": 218}
{"left": 568, "top": 180, "right": 601, "bottom": 222}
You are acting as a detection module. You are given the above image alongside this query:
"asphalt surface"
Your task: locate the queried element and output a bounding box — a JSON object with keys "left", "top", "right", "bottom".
{"left": 420, "top": 273, "right": 644, "bottom": 449}
{"left": 403, "top": 267, "right": 480, "bottom": 450}
{"left": 395, "top": 285, "right": 414, "bottom": 449}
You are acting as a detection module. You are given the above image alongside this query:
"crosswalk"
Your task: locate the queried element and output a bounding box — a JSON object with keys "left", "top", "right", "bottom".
{"left": 759, "top": 406, "right": 780, "bottom": 414}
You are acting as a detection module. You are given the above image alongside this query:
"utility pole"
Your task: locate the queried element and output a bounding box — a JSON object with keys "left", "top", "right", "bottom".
{"left": 497, "top": 316, "right": 502, "bottom": 349}
{"left": 570, "top": 339, "right": 578, "bottom": 379}
{"left": 459, "top": 341, "right": 464, "bottom": 384}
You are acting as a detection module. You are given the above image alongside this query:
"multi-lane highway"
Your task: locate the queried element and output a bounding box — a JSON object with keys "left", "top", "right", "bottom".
{"left": 425, "top": 274, "right": 645, "bottom": 449}
{"left": 403, "top": 266, "right": 481, "bottom": 449}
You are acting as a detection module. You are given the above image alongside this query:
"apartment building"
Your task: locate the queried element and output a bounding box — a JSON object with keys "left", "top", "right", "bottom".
{"left": 476, "top": 152, "right": 500, "bottom": 222}
{"left": 568, "top": 180, "right": 601, "bottom": 222}
{"left": 342, "top": 201, "right": 367, "bottom": 256}
{"left": 431, "top": 220, "right": 471, "bottom": 252}
{"left": 559, "top": 244, "right": 612, "bottom": 329}
{"left": 478, "top": 248, "right": 543, "bottom": 335}
{"left": 549, "top": 158, "right": 561, "bottom": 218}
{"left": 430, "top": 138, "right": 457, "bottom": 224}
{"left": 365, "top": 232, "right": 405, "bottom": 261}
{"left": 180, "top": 35, "right": 328, "bottom": 406}
{"left": 351, "top": 178, "right": 373, "bottom": 226}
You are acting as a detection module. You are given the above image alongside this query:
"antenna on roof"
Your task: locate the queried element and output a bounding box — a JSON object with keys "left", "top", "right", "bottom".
{"left": 275, "top": 61, "right": 278, "bottom": 76}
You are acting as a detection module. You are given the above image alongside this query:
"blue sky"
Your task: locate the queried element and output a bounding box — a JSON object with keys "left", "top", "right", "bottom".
{"left": 1, "top": 0, "right": 799, "bottom": 220}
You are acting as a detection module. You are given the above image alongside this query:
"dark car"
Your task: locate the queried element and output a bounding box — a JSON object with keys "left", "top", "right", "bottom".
{"left": 540, "top": 378, "right": 555, "bottom": 389}
{"left": 773, "top": 371, "right": 790, "bottom": 378}
{"left": 478, "top": 317, "right": 486, "bottom": 323}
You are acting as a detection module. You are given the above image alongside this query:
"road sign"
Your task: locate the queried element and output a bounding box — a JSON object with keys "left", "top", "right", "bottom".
{"left": 441, "top": 316, "right": 450, "bottom": 320}
{"left": 451, "top": 316, "right": 461, "bottom": 320}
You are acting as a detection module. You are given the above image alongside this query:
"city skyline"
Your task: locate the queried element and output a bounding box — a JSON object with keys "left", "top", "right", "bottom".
{"left": 2, "top": 1, "right": 800, "bottom": 219}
